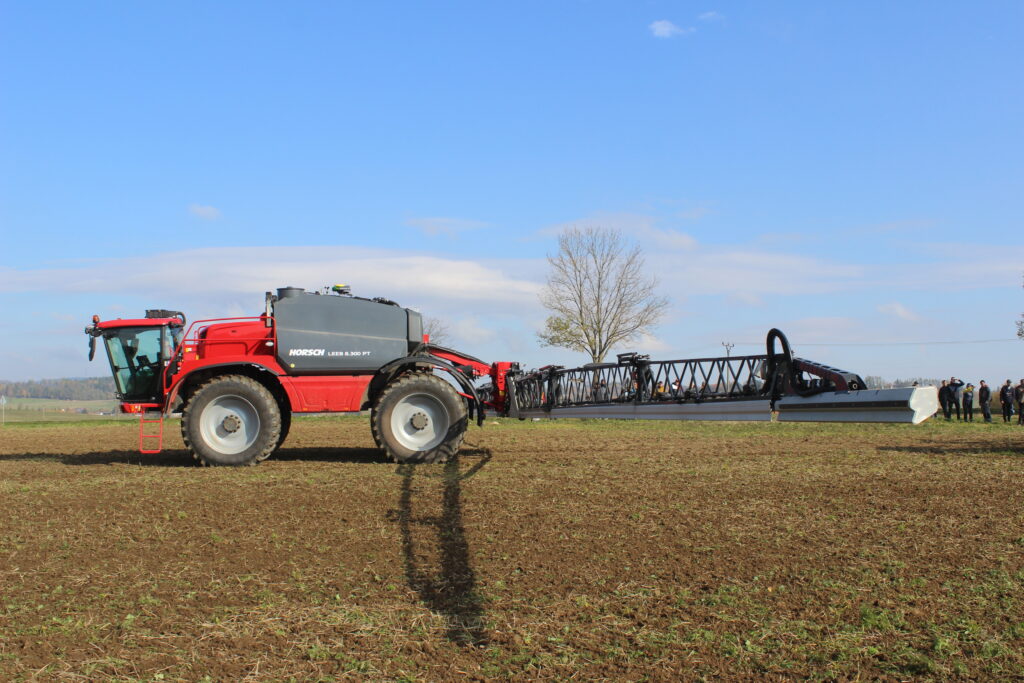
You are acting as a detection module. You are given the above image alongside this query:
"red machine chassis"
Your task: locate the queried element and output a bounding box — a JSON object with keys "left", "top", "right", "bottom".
{"left": 102, "top": 315, "right": 512, "bottom": 419}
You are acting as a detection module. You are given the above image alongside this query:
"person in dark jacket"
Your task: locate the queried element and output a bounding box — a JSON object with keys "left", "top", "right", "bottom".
{"left": 962, "top": 383, "right": 974, "bottom": 422}
{"left": 1000, "top": 380, "right": 1014, "bottom": 422}
{"left": 978, "top": 380, "right": 992, "bottom": 423}
{"left": 938, "top": 380, "right": 952, "bottom": 420}
{"left": 948, "top": 377, "right": 964, "bottom": 421}
{"left": 1016, "top": 379, "right": 1024, "bottom": 425}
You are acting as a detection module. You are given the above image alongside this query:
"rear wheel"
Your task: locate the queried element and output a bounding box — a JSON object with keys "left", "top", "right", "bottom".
{"left": 369, "top": 408, "right": 383, "bottom": 448}
{"left": 373, "top": 373, "right": 466, "bottom": 464}
{"left": 182, "top": 375, "right": 281, "bottom": 466}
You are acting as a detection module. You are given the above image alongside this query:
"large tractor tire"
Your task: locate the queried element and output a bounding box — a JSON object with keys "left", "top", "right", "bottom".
{"left": 373, "top": 373, "right": 467, "bottom": 464}
{"left": 182, "top": 375, "right": 281, "bottom": 466}
{"left": 273, "top": 410, "right": 291, "bottom": 456}
{"left": 369, "top": 409, "right": 383, "bottom": 448}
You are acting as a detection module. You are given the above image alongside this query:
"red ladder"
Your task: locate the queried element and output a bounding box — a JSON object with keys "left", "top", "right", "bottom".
{"left": 138, "top": 406, "right": 165, "bottom": 454}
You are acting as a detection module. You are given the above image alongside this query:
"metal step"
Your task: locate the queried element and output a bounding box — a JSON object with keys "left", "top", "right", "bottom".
{"left": 138, "top": 408, "right": 165, "bottom": 454}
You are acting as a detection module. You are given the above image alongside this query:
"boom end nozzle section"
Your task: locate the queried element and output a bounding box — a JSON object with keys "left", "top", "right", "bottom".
{"left": 774, "top": 386, "right": 939, "bottom": 424}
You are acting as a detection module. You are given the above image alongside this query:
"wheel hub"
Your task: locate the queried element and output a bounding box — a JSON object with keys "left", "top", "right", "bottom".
{"left": 388, "top": 390, "right": 450, "bottom": 452}
{"left": 221, "top": 414, "right": 242, "bottom": 433}
{"left": 198, "top": 392, "right": 261, "bottom": 456}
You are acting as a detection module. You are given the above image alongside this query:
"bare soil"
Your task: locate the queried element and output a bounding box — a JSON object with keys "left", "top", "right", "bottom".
{"left": 1, "top": 416, "right": 1023, "bottom": 681}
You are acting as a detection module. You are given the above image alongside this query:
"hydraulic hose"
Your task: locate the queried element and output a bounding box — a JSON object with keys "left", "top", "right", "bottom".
{"left": 765, "top": 328, "right": 823, "bottom": 400}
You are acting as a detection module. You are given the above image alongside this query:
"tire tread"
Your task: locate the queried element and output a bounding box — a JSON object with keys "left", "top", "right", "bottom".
{"left": 372, "top": 373, "right": 466, "bottom": 464}
{"left": 181, "top": 375, "right": 281, "bottom": 466}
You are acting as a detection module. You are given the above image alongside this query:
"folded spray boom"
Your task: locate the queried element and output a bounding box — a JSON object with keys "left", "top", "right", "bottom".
{"left": 484, "top": 329, "right": 938, "bottom": 425}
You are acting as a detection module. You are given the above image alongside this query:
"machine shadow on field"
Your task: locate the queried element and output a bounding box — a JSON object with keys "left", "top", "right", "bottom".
{"left": 0, "top": 450, "right": 199, "bottom": 467}
{"left": 269, "top": 447, "right": 385, "bottom": 463}
{"left": 0, "top": 447, "right": 387, "bottom": 467}
{"left": 878, "top": 442, "right": 1023, "bottom": 457}
{"left": 390, "top": 445, "right": 492, "bottom": 646}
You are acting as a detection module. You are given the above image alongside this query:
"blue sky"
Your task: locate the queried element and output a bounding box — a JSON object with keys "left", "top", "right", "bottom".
{"left": 2, "top": 1, "right": 1022, "bottom": 383}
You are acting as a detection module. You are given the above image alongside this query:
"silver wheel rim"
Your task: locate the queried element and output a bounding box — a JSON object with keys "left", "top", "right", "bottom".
{"left": 199, "top": 394, "right": 261, "bottom": 455}
{"left": 390, "top": 392, "right": 450, "bottom": 451}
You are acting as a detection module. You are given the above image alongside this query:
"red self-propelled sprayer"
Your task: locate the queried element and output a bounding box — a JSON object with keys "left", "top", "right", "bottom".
{"left": 85, "top": 285, "right": 938, "bottom": 465}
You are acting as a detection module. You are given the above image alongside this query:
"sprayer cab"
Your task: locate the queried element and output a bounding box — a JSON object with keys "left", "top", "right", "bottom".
{"left": 86, "top": 311, "right": 186, "bottom": 403}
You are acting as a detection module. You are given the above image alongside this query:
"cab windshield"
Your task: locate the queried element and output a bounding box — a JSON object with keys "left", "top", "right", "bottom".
{"left": 103, "top": 325, "right": 183, "bottom": 400}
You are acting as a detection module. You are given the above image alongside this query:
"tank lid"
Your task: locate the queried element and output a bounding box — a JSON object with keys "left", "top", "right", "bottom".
{"left": 277, "top": 287, "right": 305, "bottom": 299}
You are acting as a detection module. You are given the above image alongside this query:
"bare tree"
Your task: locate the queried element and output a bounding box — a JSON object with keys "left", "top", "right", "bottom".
{"left": 423, "top": 316, "right": 452, "bottom": 346}
{"left": 538, "top": 226, "right": 668, "bottom": 363}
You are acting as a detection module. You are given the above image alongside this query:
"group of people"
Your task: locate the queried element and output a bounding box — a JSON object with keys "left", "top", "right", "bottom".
{"left": 938, "top": 377, "right": 1024, "bottom": 424}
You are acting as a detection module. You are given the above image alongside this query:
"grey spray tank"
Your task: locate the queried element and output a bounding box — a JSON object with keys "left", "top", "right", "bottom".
{"left": 272, "top": 287, "right": 423, "bottom": 375}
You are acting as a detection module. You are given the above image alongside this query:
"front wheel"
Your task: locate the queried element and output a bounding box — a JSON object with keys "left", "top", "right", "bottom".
{"left": 182, "top": 375, "right": 281, "bottom": 466}
{"left": 270, "top": 409, "right": 291, "bottom": 457}
{"left": 373, "top": 373, "right": 467, "bottom": 464}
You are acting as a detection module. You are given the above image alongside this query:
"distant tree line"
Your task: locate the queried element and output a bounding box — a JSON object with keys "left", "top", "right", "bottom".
{"left": 863, "top": 376, "right": 943, "bottom": 389}
{"left": 0, "top": 377, "right": 116, "bottom": 400}
{"left": 891, "top": 377, "right": 944, "bottom": 388}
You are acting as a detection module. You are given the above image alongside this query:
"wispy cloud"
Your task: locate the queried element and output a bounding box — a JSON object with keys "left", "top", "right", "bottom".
{"left": 188, "top": 204, "right": 221, "bottom": 220}
{"left": 698, "top": 11, "right": 724, "bottom": 22}
{"left": 633, "top": 333, "right": 671, "bottom": 353}
{"left": 538, "top": 212, "right": 699, "bottom": 251}
{"left": 656, "top": 249, "right": 866, "bottom": 301}
{"left": 406, "top": 217, "right": 489, "bottom": 237}
{"left": 454, "top": 317, "right": 498, "bottom": 344}
{"left": 2, "top": 246, "right": 541, "bottom": 313}
{"left": 676, "top": 206, "right": 711, "bottom": 221}
{"left": 877, "top": 302, "right": 922, "bottom": 321}
{"left": 0, "top": 248, "right": 544, "bottom": 381}
{"left": 646, "top": 227, "right": 698, "bottom": 251}
{"left": 4, "top": 239, "right": 1021, "bottom": 381}
{"left": 534, "top": 212, "right": 653, "bottom": 239}
{"left": 649, "top": 20, "right": 695, "bottom": 38}
{"left": 847, "top": 219, "right": 934, "bottom": 236}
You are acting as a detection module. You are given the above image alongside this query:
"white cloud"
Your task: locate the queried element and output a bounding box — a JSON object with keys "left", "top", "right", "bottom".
{"left": 869, "top": 245, "right": 1024, "bottom": 291}
{"left": 406, "top": 217, "right": 489, "bottom": 237}
{"left": 649, "top": 20, "right": 694, "bottom": 38}
{"left": 728, "top": 291, "right": 764, "bottom": 306}
{"left": 4, "top": 237, "right": 1022, "bottom": 382}
{"left": 877, "top": 302, "right": 921, "bottom": 322}
{"left": 698, "top": 11, "right": 724, "bottom": 22}
{"left": 676, "top": 206, "right": 711, "bottom": 221}
{"left": 454, "top": 317, "right": 498, "bottom": 345}
{"left": 654, "top": 249, "right": 866, "bottom": 300}
{"left": 536, "top": 212, "right": 655, "bottom": 238}
{"left": 633, "top": 333, "right": 671, "bottom": 353}
{"left": 849, "top": 219, "right": 933, "bottom": 235}
{"left": 188, "top": 204, "right": 221, "bottom": 220}
{"left": 538, "top": 213, "right": 698, "bottom": 252}
{"left": 2, "top": 246, "right": 543, "bottom": 318}
{"left": 778, "top": 317, "right": 862, "bottom": 345}
{"left": 646, "top": 227, "right": 698, "bottom": 251}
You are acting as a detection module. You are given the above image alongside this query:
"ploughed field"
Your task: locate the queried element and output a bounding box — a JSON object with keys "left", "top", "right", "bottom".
{"left": 1, "top": 417, "right": 1023, "bottom": 681}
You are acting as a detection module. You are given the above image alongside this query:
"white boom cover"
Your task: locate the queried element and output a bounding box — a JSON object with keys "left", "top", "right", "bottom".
{"left": 511, "top": 387, "right": 938, "bottom": 424}
{"left": 775, "top": 386, "right": 938, "bottom": 424}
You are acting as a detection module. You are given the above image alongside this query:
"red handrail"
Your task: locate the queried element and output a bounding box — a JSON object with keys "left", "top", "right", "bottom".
{"left": 160, "top": 316, "right": 278, "bottom": 403}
